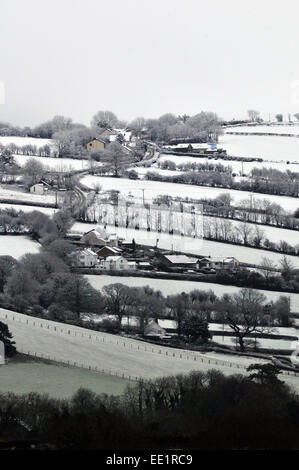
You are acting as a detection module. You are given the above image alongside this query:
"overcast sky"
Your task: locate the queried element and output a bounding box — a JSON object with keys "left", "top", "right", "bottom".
{"left": 1, "top": 0, "right": 299, "bottom": 127}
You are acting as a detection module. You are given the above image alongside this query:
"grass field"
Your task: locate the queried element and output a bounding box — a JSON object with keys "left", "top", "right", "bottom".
{"left": 1, "top": 308, "right": 299, "bottom": 393}
{"left": 0, "top": 356, "right": 129, "bottom": 398}
{"left": 81, "top": 175, "right": 299, "bottom": 213}
{"left": 0, "top": 235, "right": 40, "bottom": 258}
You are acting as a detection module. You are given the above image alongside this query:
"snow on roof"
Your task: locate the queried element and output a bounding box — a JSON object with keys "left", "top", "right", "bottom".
{"left": 105, "top": 256, "right": 125, "bottom": 262}
{"left": 98, "top": 246, "right": 121, "bottom": 254}
{"left": 84, "top": 248, "right": 98, "bottom": 256}
{"left": 199, "top": 256, "right": 237, "bottom": 263}
{"left": 144, "top": 320, "right": 166, "bottom": 336}
{"left": 165, "top": 143, "right": 211, "bottom": 149}
{"left": 164, "top": 255, "right": 198, "bottom": 264}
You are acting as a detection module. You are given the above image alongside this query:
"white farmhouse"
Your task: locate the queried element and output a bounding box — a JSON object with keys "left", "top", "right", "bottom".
{"left": 71, "top": 248, "right": 99, "bottom": 267}
{"left": 99, "top": 256, "right": 137, "bottom": 271}
{"left": 29, "top": 183, "right": 47, "bottom": 195}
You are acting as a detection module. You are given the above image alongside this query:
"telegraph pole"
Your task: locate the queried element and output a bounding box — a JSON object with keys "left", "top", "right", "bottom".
{"left": 140, "top": 188, "right": 146, "bottom": 205}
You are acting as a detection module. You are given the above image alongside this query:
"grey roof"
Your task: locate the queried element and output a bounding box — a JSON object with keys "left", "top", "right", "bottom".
{"left": 164, "top": 255, "right": 198, "bottom": 264}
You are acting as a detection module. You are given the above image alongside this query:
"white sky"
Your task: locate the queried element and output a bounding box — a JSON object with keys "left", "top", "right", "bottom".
{"left": 1, "top": 0, "right": 299, "bottom": 126}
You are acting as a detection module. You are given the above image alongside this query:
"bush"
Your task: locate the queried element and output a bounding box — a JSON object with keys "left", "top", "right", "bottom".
{"left": 48, "top": 304, "right": 77, "bottom": 322}
{"left": 100, "top": 318, "right": 121, "bottom": 334}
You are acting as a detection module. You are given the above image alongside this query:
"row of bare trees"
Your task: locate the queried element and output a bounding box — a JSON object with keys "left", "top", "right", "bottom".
{"left": 99, "top": 283, "right": 292, "bottom": 352}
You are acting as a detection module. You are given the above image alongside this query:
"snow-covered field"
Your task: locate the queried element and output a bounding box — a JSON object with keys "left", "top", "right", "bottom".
{"left": 80, "top": 176, "right": 299, "bottom": 213}
{"left": 214, "top": 335, "right": 296, "bottom": 351}
{"left": 0, "top": 135, "right": 55, "bottom": 150}
{"left": 0, "top": 202, "right": 56, "bottom": 216}
{"left": 0, "top": 187, "right": 56, "bottom": 204}
{"left": 85, "top": 274, "right": 299, "bottom": 313}
{"left": 219, "top": 134, "right": 299, "bottom": 163}
{"left": 158, "top": 153, "right": 299, "bottom": 175}
{"left": 225, "top": 125, "right": 299, "bottom": 135}
{"left": 131, "top": 166, "right": 181, "bottom": 177}
{"left": 0, "top": 135, "right": 93, "bottom": 172}
{"left": 0, "top": 235, "right": 40, "bottom": 258}
{"left": 13, "top": 154, "right": 91, "bottom": 172}
{"left": 1, "top": 308, "right": 287, "bottom": 385}
{"left": 0, "top": 361, "right": 128, "bottom": 398}
{"left": 82, "top": 314, "right": 299, "bottom": 351}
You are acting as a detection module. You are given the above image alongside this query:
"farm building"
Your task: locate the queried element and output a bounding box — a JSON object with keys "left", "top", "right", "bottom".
{"left": 80, "top": 227, "right": 121, "bottom": 248}
{"left": 163, "top": 142, "right": 225, "bottom": 154}
{"left": 86, "top": 138, "right": 106, "bottom": 151}
{"left": 70, "top": 248, "right": 99, "bottom": 267}
{"left": 99, "top": 255, "right": 137, "bottom": 271}
{"left": 156, "top": 254, "right": 198, "bottom": 271}
{"left": 98, "top": 128, "right": 115, "bottom": 139}
{"left": 144, "top": 320, "right": 167, "bottom": 339}
{"left": 80, "top": 230, "right": 107, "bottom": 247}
{"left": 29, "top": 183, "right": 48, "bottom": 195}
{"left": 197, "top": 257, "right": 239, "bottom": 271}
{"left": 96, "top": 246, "right": 122, "bottom": 259}
{"left": 137, "top": 261, "right": 153, "bottom": 271}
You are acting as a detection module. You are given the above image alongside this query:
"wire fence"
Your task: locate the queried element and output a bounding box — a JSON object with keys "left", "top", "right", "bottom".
{"left": 17, "top": 349, "right": 139, "bottom": 382}
{"left": 1, "top": 308, "right": 298, "bottom": 379}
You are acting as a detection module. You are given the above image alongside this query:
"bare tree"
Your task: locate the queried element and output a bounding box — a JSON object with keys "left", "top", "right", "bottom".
{"left": 23, "top": 158, "right": 45, "bottom": 188}
{"left": 275, "top": 113, "right": 283, "bottom": 122}
{"left": 218, "top": 288, "right": 271, "bottom": 352}
{"left": 101, "top": 142, "right": 133, "bottom": 177}
{"left": 237, "top": 222, "right": 253, "bottom": 245}
{"left": 260, "top": 257, "right": 276, "bottom": 280}
{"left": 280, "top": 256, "right": 295, "bottom": 280}
{"left": 219, "top": 219, "right": 232, "bottom": 241}
{"left": 91, "top": 110, "right": 118, "bottom": 129}
{"left": 247, "top": 110, "right": 260, "bottom": 122}
{"left": 253, "top": 225, "right": 264, "bottom": 247}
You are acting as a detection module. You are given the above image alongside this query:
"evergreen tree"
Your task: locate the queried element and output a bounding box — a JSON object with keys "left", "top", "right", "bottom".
{"left": 0, "top": 321, "right": 16, "bottom": 357}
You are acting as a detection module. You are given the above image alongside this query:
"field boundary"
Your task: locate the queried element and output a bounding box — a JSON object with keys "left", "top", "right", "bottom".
{"left": 0, "top": 307, "right": 298, "bottom": 380}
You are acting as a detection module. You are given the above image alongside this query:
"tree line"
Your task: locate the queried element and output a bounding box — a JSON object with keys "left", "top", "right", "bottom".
{"left": 90, "top": 283, "right": 292, "bottom": 352}
{"left": 0, "top": 110, "right": 223, "bottom": 158}
{"left": 153, "top": 193, "right": 299, "bottom": 230}
{"left": 144, "top": 167, "right": 299, "bottom": 198}
{"left": 0, "top": 367, "right": 298, "bottom": 449}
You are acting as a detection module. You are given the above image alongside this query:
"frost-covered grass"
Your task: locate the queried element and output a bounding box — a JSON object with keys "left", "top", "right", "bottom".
{"left": 158, "top": 153, "right": 299, "bottom": 175}
{"left": 85, "top": 274, "right": 299, "bottom": 313}
{"left": 0, "top": 187, "right": 56, "bottom": 204}
{"left": 0, "top": 308, "right": 272, "bottom": 383}
{"left": 225, "top": 125, "right": 299, "bottom": 135}
{"left": 80, "top": 175, "right": 299, "bottom": 213}
{"left": 219, "top": 134, "right": 299, "bottom": 163}
{"left": 0, "top": 202, "right": 56, "bottom": 216}
{"left": 214, "top": 335, "right": 296, "bottom": 351}
{"left": 0, "top": 359, "right": 129, "bottom": 398}
{"left": 0, "top": 235, "right": 40, "bottom": 258}
{"left": 13, "top": 154, "right": 91, "bottom": 172}
{"left": 131, "top": 166, "right": 180, "bottom": 177}
{"left": 0, "top": 136, "right": 55, "bottom": 149}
